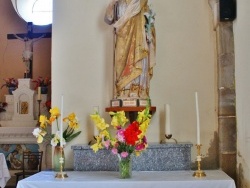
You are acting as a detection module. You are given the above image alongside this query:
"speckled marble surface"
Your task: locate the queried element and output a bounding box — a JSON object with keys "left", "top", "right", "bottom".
{"left": 71, "top": 142, "right": 193, "bottom": 171}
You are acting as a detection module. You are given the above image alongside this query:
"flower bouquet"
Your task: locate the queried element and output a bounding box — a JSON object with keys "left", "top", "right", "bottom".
{"left": 90, "top": 104, "right": 151, "bottom": 178}
{"left": 1, "top": 78, "right": 18, "bottom": 89}
{"left": 1, "top": 78, "right": 18, "bottom": 94}
{"left": 32, "top": 107, "right": 81, "bottom": 171}
{"left": 33, "top": 76, "right": 51, "bottom": 93}
{"left": 32, "top": 107, "right": 81, "bottom": 146}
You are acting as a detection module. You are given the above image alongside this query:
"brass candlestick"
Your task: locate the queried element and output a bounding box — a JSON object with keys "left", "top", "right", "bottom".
{"left": 36, "top": 99, "right": 41, "bottom": 127}
{"left": 193, "top": 144, "right": 206, "bottom": 177}
{"left": 160, "top": 134, "right": 178, "bottom": 144}
{"left": 55, "top": 147, "right": 68, "bottom": 178}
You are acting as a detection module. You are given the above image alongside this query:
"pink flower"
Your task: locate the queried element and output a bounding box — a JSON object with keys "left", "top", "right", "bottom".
{"left": 116, "top": 129, "right": 125, "bottom": 142}
{"left": 103, "top": 140, "right": 110, "bottom": 149}
{"left": 135, "top": 143, "right": 146, "bottom": 151}
{"left": 111, "top": 148, "right": 118, "bottom": 155}
{"left": 120, "top": 151, "right": 128, "bottom": 158}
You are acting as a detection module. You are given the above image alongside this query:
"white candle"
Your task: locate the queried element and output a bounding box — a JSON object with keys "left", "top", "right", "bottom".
{"left": 37, "top": 87, "right": 41, "bottom": 100}
{"left": 195, "top": 92, "right": 201, "bottom": 145}
{"left": 165, "top": 104, "right": 171, "bottom": 134}
{"left": 60, "top": 95, "right": 64, "bottom": 147}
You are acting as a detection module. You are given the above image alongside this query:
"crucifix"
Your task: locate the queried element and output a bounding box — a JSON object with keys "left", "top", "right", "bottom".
{"left": 7, "top": 22, "right": 51, "bottom": 78}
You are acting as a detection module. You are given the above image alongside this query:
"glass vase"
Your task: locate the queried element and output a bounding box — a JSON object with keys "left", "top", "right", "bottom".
{"left": 8, "top": 87, "right": 16, "bottom": 95}
{"left": 41, "top": 86, "right": 48, "bottom": 94}
{"left": 53, "top": 146, "right": 65, "bottom": 172}
{"left": 118, "top": 155, "right": 132, "bottom": 179}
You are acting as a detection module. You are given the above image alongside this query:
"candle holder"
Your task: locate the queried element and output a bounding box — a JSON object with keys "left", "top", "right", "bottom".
{"left": 193, "top": 144, "right": 206, "bottom": 178}
{"left": 36, "top": 99, "right": 42, "bottom": 127}
{"left": 55, "top": 147, "right": 68, "bottom": 179}
{"left": 160, "top": 134, "right": 178, "bottom": 144}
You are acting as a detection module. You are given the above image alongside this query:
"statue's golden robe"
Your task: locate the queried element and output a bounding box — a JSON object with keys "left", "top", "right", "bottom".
{"left": 105, "top": 0, "right": 156, "bottom": 99}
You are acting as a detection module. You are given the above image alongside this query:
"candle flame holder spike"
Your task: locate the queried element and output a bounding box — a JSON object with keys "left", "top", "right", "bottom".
{"left": 55, "top": 147, "right": 68, "bottom": 179}
{"left": 36, "top": 99, "right": 42, "bottom": 127}
{"left": 193, "top": 144, "right": 206, "bottom": 178}
{"left": 160, "top": 134, "right": 178, "bottom": 144}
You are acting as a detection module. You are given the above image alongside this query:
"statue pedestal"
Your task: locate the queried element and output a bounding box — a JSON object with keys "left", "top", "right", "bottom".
{"left": 105, "top": 106, "right": 156, "bottom": 122}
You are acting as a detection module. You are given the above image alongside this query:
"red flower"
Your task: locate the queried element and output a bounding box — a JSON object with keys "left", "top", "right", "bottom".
{"left": 124, "top": 121, "right": 141, "bottom": 146}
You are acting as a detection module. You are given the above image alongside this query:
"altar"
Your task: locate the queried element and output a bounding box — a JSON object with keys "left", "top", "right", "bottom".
{"left": 16, "top": 170, "right": 236, "bottom": 188}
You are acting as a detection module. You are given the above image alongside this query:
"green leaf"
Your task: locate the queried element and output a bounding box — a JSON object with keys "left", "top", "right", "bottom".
{"left": 65, "top": 131, "right": 81, "bottom": 142}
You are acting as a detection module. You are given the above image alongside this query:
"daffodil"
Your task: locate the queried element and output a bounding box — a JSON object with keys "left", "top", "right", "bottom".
{"left": 64, "top": 113, "right": 80, "bottom": 130}
{"left": 39, "top": 115, "right": 48, "bottom": 129}
{"left": 32, "top": 128, "right": 47, "bottom": 143}
{"left": 33, "top": 107, "right": 81, "bottom": 147}
{"left": 49, "top": 107, "right": 60, "bottom": 122}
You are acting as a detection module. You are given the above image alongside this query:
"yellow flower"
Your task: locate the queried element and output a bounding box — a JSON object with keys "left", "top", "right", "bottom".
{"left": 64, "top": 113, "right": 79, "bottom": 130}
{"left": 67, "top": 112, "right": 76, "bottom": 121}
{"left": 32, "top": 128, "right": 47, "bottom": 143}
{"left": 134, "top": 151, "right": 142, "bottom": 157}
{"left": 39, "top": 115, "right": 48, "bottom": 129}
{"left": 91, "top": 135, "right": 103, "bottom": 152}
{"left": 110, "top": 111, "right": 128, "bottom": 128}
{"left": 49, "top": 107, "right": 60, "bottom": 122}
{"left": 100, "top": 130, "right": 110, "bottom": 140}
{"left": 91, "top": 143, "right": 102, "bottom": 153}
{"left": 90, "top": 114, "right": 109, "bottom": 130}
{"left": 139, "top": 119, "right": 151, "bottom": 139}
{"left": 137, "top": 108, "right": 151, "bottom": 124}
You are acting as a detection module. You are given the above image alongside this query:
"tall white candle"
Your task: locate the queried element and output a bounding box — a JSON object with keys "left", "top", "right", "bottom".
{"left": 165, "top": 104, "right": 171, "bottom": 134}
{"left": 60, "top": 95, "right": 64, "bottom": 147}
{"left": 195, "top": 92, "right": 201, "bottom": 145}
{"left": 37, "top": 87, "right": 41, "bottom": 100}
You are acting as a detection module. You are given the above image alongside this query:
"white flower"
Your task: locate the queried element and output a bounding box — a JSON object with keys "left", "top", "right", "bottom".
{"left": 51, "top": 136, "right": 59, "bottom": 146}
{"left": 51, "top": 131, "right": 66, "bottom": 147}
{"left": 32, "top": 128, "right": 41, "bottom": 137}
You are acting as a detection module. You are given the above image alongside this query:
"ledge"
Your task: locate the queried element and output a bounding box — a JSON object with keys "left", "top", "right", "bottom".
{"left": 72, "top": 142, "right": 193, "bottom": 171}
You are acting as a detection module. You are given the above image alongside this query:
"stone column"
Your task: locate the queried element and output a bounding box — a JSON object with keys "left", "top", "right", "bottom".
{"left": 217, "top": 22, "right": 237, "bottom": 181}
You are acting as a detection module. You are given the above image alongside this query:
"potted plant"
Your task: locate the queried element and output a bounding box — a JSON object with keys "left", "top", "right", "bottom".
{"left": 33, "top": 76, "right": 51, "bottom": 94}
{"left": 1, "top": 78, "right": 18, "bottom": 94}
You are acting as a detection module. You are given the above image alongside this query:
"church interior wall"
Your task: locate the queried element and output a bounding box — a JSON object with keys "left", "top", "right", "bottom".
{"left": 52, "top": 0, "right": 218, "bottom": 172}
{"left": 0, "top": 0, "right": 51, "bottom": 101}
{"left": 3, "top": 0, "right": 250, "bottom": 186}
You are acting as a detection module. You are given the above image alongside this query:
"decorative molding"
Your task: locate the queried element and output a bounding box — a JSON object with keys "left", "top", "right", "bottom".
{"left": 0, "top": 127, "right": 36, "bottom": 144}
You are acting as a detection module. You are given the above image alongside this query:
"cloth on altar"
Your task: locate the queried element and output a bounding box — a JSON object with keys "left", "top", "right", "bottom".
{"left": 0, "top": 153, "right": 11, "bottom": 188}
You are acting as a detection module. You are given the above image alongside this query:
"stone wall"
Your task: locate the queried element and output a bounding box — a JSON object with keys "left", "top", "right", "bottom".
{"left": 72, "top": 143, "right": 193, "bottom": 171}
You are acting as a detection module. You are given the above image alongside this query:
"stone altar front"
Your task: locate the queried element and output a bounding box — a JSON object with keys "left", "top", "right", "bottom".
{"left": 72, "top": 142, "right": 193, "bottom": 171}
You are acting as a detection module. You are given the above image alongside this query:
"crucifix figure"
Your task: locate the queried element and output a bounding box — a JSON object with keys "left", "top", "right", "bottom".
{"left": 7, "top": 22, "right": 51, "bottom": 78}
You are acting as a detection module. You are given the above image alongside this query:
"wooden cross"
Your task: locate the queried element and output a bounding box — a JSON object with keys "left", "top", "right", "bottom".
{"left": 7, "top": 22, "right": 51, "bottom": 78}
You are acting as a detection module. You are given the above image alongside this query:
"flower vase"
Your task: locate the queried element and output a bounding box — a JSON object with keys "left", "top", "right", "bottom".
{"left": 118, "top": 155, "right": 132, "bottom": 179}
{"left": 8, "top": 87, "right": 16, "bottom": 95}
{"left": 41, "top": 86, "right": 48, "bottom": 94}
{"left": 53, "top": 146, "right": 65, "bottom": 172}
